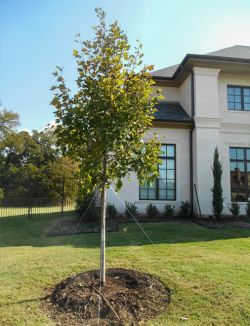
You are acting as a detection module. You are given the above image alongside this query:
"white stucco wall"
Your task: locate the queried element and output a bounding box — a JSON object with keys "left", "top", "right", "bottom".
{"left": 107, "top": 127, "right": 191, "bottom": 214}
{"left": 157, "top": 86, "right": 180, "bottom": 102}
{"left": 193, "top": 68, "right": 250, "bottom": 216}
{"left": 179, "top": 74, "right": 192, "bottom": 117}
{"left": 107, "top": 67, "right": 250, "bottom": 217}
{"left": 220, "top": 129, "right": 250, "bottom": 214}
{"left": 219, "top": 73, "right": 250, "bottom": 214}
{"left": 219, "top": 73, "right": 250, "bottom": 125}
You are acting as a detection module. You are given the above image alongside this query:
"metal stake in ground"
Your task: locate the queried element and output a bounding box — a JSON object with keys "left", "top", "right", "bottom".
{"left": 100, "top": 156, "right": 107, "bottom": 286}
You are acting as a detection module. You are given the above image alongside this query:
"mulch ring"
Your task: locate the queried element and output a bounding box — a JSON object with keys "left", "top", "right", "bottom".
{"left": 42, "top": 268, "right": 171, "bottom": 326}
{"left": 47, "top": 219, "right": 119, "bottom": 236}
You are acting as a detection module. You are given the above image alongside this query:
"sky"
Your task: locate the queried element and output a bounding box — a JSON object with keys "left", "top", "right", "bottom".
{"left": 1, "top": 0, "right": 250, "bottom": 131}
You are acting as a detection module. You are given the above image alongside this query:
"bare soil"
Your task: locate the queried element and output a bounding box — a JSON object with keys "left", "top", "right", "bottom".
{"left": 43, "top": 268, "right": 170, "bottom": 325}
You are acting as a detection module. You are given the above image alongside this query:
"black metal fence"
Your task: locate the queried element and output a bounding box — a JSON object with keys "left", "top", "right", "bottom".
{"left": 0, "top": 178, "right": 79, "bottom": 220}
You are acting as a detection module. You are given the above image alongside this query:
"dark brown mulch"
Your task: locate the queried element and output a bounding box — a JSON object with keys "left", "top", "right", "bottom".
{"left": 47, "top": 219, "right": 119, "bottom": 236}
{"left": 120, "top": 214, "right": 250, "bottom": 229}
{"left": 43, "top": 268, "right": 170, "bottom": 326}
{"left": 192, "top": 217, "right": 250, "bottom": 229}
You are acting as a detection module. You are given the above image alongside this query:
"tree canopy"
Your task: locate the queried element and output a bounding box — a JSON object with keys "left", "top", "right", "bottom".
{"left": 0, "top": 109, "right": 20, "bottom": 139}
{"left": 0, "top": 128, "right": 78, "bottom": 200}
{"left": 51, "top": 8, "right": 162, "bottom": 196}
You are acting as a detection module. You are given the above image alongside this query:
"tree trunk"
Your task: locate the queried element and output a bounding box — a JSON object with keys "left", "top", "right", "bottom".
{"left": 100, "top": 157, "right": 107, "bottom": 286}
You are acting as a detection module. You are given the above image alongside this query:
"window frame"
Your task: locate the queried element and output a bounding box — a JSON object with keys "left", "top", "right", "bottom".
{"left": 229, "top": 147, "right": 250, "bottom": 202}
{"left": 139, "top": 144, "right": 176, "bottom": 201}
{"left": 227, "top": 85, "right": 250, "bottom": 111}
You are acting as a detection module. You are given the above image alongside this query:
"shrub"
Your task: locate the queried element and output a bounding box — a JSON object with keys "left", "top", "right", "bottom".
{"left": 246, "top": 201, "right": 250, "bottom": 219}
{"left": 230, "top": 202, "right": 240, "bottom": 218}
{"left": 76, "top": 193, "right": 99, "bottom": 222}
{"left": 125, "top": 202, "right": 138, "bottom": 218}
{"left": 164, "top": 204, "right": 175, "bottom": 217}
{"left": 211, "top": 147, "right": 224, "bottom": 219}
{"left": 0, "top": 188, "right": 4, "bottom": 201}
{"left": 146, "top": 203, "right": 159, "bottom": 218}
{"left": 107, "top": 203, "right": 117, "bottom": 219}
{"left": 179, "top": 201, "right": 190, "bottom": 217}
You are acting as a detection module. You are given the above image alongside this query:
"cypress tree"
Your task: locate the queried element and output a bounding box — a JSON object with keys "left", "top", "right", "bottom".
{"left": 211, "top": 147, "right": 224, "bottom": 219}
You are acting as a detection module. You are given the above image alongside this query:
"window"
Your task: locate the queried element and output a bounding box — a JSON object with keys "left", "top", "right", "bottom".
{"left": 139, "top": 144, "right": 176, "bottom": 200}
{"left": 230, "top": 147, "right": 250, "bottom": 202}
{"left": 227, "top": 86, "right": 250, "bottom": 111}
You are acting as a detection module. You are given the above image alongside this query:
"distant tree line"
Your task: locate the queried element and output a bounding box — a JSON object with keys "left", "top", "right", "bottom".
{"left": 0, "top": 109, "right": 79, "bottom": 201}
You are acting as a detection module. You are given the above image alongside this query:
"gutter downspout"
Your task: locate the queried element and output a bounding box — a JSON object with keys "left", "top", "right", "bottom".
{"left": 190, "top": 71, "right": 195, "bottom": 217}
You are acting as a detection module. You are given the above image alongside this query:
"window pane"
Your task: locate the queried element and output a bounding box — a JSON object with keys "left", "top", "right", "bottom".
{"left": 236, "top": 148, "right": 244, "bottom": 160}
{"left": 140, "top": 189, "right": 148, "bottom": 199}
{"left": 244, "top": 96, "right": 250, "bottom": 103}
{"left": 159, "top": 159, "right": 166, "bottom": 169}
{"left": 167, "top": 180, "right": 175, "bottom": 190}
{"left": 230, "top": 147, "right": 250, "bottom": 202}
{"left": 235, "top": 103, "right": 241, "bottom": 110}
{"left": 234, "top": 88, "right": 241, "bottom": 95}
{"left": 228, "top": 87, "right": 234, "bottom": 95}
{"left": 230, "top": 148, "right": 236, "bottom": 160}
{"left": 148, "top": 189, "right": 156, "bottom": 199}
{"left": 167, "top": 159, "right": 174, "bottom": 169}
{"left": 247, "top": 149, "right": 250, "bottom": 160}
{"left": 159, "top": 189, "right": 166, "bottom": 200}
{"left": 228, "top": 102, "right": 235, "bottom": 110}
{"left": 232, "top": 191, "right": 246, "bottom": 202}
{"left": 160, "top": 145, "right": 167, "bottom": 156}
{"left": 167, "top": 145, "right": 175, "bottom": 157}
{"left": 237, "top": 162, "right": 244, "bottom": 171}
{"left": 166, "top": 190, "right": 175, "bottom": 200}
{"left": 228, "top": 95, "right": 234, "bottom": 102}
{"left": 139, "top": 143, "right": 176, "bottom": 201}
{"left": 159, "top": 179, "right": 167, "bottom": 188}
{"left": 243, "top": 88, "right": 250, "bottom": 96}
{"left": 167, "top": 170, "right": 174, "bottom": 179}
{"left": 244, "top": 103, "right": 250, "bottom": 110}
{"left": 159, "top": 169, "right": 166, "bottom": 179}
{"left": 230, "top": 162, "right": 237, "bottom": 171}
{"left": 235, "top": 95, "right": 241, "bottom": 103}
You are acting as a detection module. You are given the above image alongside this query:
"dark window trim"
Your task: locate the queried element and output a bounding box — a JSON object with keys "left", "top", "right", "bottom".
{"left": 139, "top": 144, "right": 177, "bottom": 201}
{"left": 227, "top": 85, "right": 250, "bottom": 111}
{"left": 229, "top": 147, "right": 250, "bottom": 202}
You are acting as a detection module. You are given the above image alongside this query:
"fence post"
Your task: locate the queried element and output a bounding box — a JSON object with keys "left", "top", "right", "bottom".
{"left": 61, "top": 177, "right": 65, "bottom": 216}
{"left": 28, "top": 204, "right": 32, "bottom": 220}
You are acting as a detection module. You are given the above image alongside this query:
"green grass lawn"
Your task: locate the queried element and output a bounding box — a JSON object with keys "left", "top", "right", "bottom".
{"left": 0, "top": 215, "right": 250, "bottom": 326}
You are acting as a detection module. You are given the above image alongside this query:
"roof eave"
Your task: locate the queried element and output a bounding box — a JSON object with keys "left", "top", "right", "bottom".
{"left": 152, "top": 54, "right": 250, "bottom": 85}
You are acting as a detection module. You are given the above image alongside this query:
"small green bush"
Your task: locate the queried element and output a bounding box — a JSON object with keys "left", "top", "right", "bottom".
{"left": 246, "top": 201, "right": 250, "bottom": 219}
{"left": 0, "top": 188, "right": 4, "bottom": 201}
{"left": 125, "top": 202, "right": 138, "bottom": 218}
{"left": 230, "top": 202, "right": 240, "bottom": 218}
{"left": 179, "top": 201, "right": 190, "bottom": 217}
{"left": 76, "top": 193, "right": 99, "bottom": 222}
{"left": 107, "top": 203, "right": 117, "bottom": 219}
{"left": 164, "top": 204, "right": 175, "bottom": 217}
{"left": 146, "top": 203, "right": 159, "bottom": 218}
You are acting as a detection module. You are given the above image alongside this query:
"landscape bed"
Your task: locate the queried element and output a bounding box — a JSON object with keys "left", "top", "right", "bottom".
{"left": 0, "top": 214, "right": 250, "bottom": 325}
{"left": 43, "top": 268, "right": 170, "bottom": 325}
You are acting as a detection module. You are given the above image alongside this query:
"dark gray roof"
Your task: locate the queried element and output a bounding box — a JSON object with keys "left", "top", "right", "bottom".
{"left": 151, "top": 45, "right": 250, "bottom": 78}
{"left": 151, "top": 64, "right": 179, "bottom": 78}
{"left": 207, "top": 45, "right": 250, "bottom": 59}
{"left": 154, "top": 102, "right": 192, "bottom": 123}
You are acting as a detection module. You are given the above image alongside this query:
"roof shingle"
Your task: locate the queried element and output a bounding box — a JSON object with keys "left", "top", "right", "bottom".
{"left": 154, "top": 102, "right": 192, "bottom": 123}
{"left": 151, "top": 45, "right": 250, "bottom": 78}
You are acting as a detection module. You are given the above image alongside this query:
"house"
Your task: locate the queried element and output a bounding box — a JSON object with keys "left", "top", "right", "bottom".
{"left": 107, "top": 45, "right": 250, "bottom": 216}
